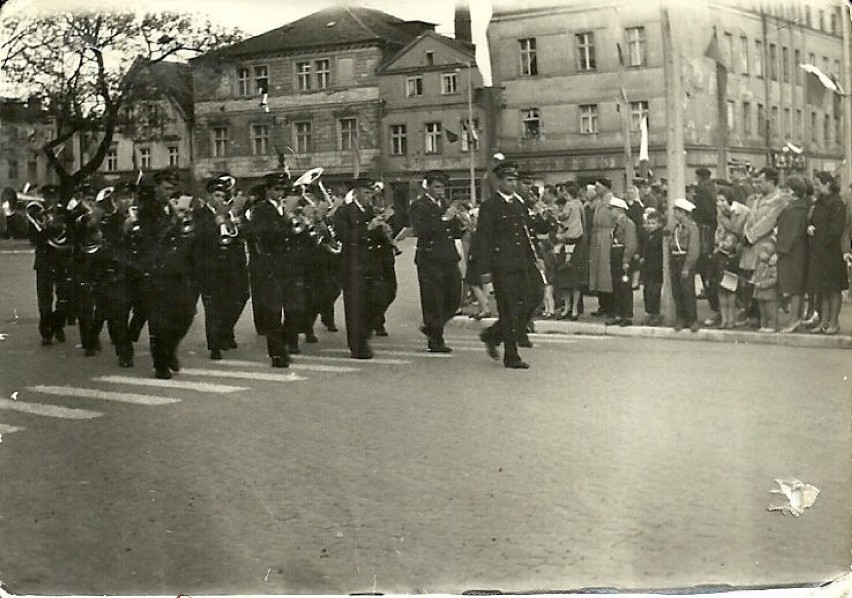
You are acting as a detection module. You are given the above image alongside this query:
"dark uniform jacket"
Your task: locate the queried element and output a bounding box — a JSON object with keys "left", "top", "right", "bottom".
{"left": 99, "top": 212, "right": 131, "bottom": 281}
{"left": 252, "top": 199, "right": 308, "bottom": 281}
{"left": 128, "top": 203, "right": 193, "bottom": 280}
{"left": 409, "top": 193, "right": 461, "bottom": 265}
{"left": 333, "top": 201, "right": 385, "bottom": 278}
{"left": 642, "top": 228, "right": 664, "bottom": 282}
{"left": 693, "top": 180, "right": 718, "bottom": 226}
{"left": 472, "top": 192, "right": 538, "bottom": 275}
{"left": 191, "top": 205, "right": 246, "bottom": 285}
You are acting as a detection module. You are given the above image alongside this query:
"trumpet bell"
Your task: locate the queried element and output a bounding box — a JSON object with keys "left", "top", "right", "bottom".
{"left": 95, "top": 186, "right": 115, "bottom": 204}
{"left": 294, "top": 167, "right": 323, "bottom": 188}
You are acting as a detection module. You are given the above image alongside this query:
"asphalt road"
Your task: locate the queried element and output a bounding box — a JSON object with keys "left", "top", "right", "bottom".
{"left": 0, "top": 242, "right": 849, "bottom": 595}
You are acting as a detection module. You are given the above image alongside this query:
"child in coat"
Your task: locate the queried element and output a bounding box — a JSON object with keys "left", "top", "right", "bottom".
{"left": 750, "top": 236, "right": 779, "bottom": 333}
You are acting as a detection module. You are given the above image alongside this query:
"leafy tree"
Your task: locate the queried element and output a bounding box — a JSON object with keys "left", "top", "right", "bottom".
{"left": 0, "top": 10, "right": 244, "bottom": 198}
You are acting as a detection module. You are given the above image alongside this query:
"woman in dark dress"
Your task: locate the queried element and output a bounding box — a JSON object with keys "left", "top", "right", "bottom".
{"left": 775, "top": 176, "right": 809, "bottom": 332}
{"left": 806, "top": 172, "right": 848, "bottom": 334}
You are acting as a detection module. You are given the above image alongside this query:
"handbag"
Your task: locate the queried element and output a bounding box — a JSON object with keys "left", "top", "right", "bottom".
{"left": 720, "top": 270, "right": 739, "bottom": 292}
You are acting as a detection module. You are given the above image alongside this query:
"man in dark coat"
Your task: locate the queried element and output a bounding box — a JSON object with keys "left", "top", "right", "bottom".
{"left": 409, "top": 169, "right": 462, "bottom": 353}
{"left": 693, "top": 168, "right": 719, "bottom": 324}
{"left": 474, "top": 161, "right": 542, "bottom": 369}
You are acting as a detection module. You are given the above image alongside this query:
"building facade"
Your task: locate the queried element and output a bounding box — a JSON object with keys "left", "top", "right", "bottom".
{"left": 487, "top": 0, "right": 848, "bottom": 191}
{"left": 190, "top": 6, "right": 435, "bottom": 193}
{"left": 0, "top": 97, "right": 56, "bottom": 193}
{"left": 377, "top": 30, "right": 491, "bottom": 207}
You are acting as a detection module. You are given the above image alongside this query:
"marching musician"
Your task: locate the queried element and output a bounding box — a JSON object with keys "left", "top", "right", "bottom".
{"left": 252, "top": 171, "right": 307, "bottom": 368}
{"left": 409, "top": 169, "right": 461, "bottom": 353}
{"left": 243, "top": 183, "right": 271, "bottom": 337}
{"left": 128, "top": 170, "right": 196, "bottom": 379}
{"left": 370, "top": 182, "right": 398, "bottom": 338}
{"left": 474, "top": 161, "right": 542, "bottom": 369}
{"left": 28, "top": 184, "right": 72, "bottom": 345}
{"left": 515, "top": 170, "right": 550, "bottom": 344}
{"left": 302, "top": 191, "right": 341, "bottom": 343}
{"left": 71, "top": 183, "right": 108, "bottom": 357}
{"left": 334, "top": 176, "right": 388, "bottom": 360}
{"left": 193, "top": 176, "right": 250, "bottom": 360}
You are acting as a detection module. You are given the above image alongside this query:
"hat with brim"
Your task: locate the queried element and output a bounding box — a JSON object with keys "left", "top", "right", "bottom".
{"left": 609, "top": 197, "right": 629, "bottom": 211}
{"left": 264, "top": 172, "right": 291, "bottom": 189}
{"left": 352, "top": 176, "right": 377, "bottom": 189}
{"left": 517, "top": 170, "right": 535, "bottom": 183}
{"left": 153, "top": 170, "right": 179, "bottom": 185}
{"left": 674, "top": 198, "right": 696, "bottom": 212}
{"left": 423, "top": 170, "right": 449, "bottom": 186}
{"left": 696, "top": 168, "right": 712, "bottom": 177}
{"left": 493, "top": 160, "right": 519, "bottom": 179}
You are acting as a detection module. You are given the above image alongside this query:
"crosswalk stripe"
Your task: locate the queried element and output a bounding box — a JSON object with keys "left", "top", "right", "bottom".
{"left": 29, "top": 385, "right": 180, "bottom": 406}
{"left": 0, "top": 423, "right": 25, "bottom": 434}
{"left": 94, "top": 375, "right": 248, "bottom": 394}
{"left": 179, "top": 368, "right": 308, "bottom": 382}
{"left": 298, "top": 354, "right": 411, "bottom": 366}
{"left": 371, "top": 343, "right": 481, "bottom": 352}
{"left": 0, "top": 398, "right": 101, "bottom": 420}
{"left": 320, "top": 348, "right": 452, "bottom": 359}
{"left": 217, "top": 359, "right": 360, "bottom": 373}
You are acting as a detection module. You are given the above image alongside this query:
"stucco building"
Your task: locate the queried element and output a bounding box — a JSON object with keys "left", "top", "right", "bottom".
{"left": 0, "top": 97, "right": 56, "bottom": 192}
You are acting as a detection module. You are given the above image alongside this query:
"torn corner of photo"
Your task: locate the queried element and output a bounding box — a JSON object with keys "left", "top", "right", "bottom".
{"left": 767, "top": 478, "right": 821, "bottom": 517}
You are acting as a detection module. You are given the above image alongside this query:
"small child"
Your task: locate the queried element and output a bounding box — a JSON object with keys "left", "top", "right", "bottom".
{"left": 713, "top": 232, "right": 740, "bottom": 329}
{"left": 750, "top": 237, "right": 779, "bottom": 333}
{"left": 538, "top": 229, "right": 557, "bottom": 318}
{"left": 640, "top": 209, "right": 664, "bottom": 325}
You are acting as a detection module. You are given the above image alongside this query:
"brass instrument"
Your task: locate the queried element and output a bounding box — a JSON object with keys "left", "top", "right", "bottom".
{"left": 218, "top": 211, "right": 239, "bottom": 246}
{"left": 95, "top": 186, "right": 117, "bottom": 217}
{"left": 169, "top": 195, "right": 195, "bottom": 236}
{"left": 294, "top": 167, "right": 332, "bottom": 205}
{"left": 75, "top": 211, "right": 103, "bottom": 254}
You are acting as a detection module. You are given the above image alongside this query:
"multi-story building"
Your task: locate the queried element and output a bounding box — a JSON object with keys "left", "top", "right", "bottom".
{"left": 190, "top": 6, "right": 435, "bottom": 192}
{"left": 487, "top": 0, "right": 848, "bottom": 191}
{"left": 377, "top": 22, "right": 492, "bottom": 207}
{"left": 0, "top": 96, "right": 56, "bottom": 192}
{"left": 94, "top": 59, "right": 194, "bottom": 187}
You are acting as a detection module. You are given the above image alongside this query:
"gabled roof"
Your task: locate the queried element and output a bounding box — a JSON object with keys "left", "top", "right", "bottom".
{"left": 214, "top": 6, "right": 435, "bottom": 58}
{"left": 125, "top": 59, "right": 193, "bottom": 119}
{"left": 376, "top": 30, "right": 476, "bottom": 74}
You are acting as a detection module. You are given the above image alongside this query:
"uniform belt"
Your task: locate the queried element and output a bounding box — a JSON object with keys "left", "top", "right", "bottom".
{"left": 671, "top": 251, "right": 687, "bottom": 256}
{"left": 611, "top": 243, "right": 625, "bottom": 249}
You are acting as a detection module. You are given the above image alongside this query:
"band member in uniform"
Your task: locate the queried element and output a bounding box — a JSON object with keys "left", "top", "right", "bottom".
{"left": 302, "top": 196, "right": 342, "bottom": 342}
{"left": 244, "top": 183, "right": 271, "bottom": 336}
{"left": 515, "top": 170, "right": 550, "bottom": 342}
{"left": 334, "top": 176, "right": 388, "bottom": 359}
{"left": 252, "top": 172, "right": 307, "bottom": 367}
{"left": 72, "top": 190, "right": 107, "bottom": 356}
{"left": 370, "top": 182, "right": 398, "bottom": 337}
{"left": 475, "top": 161, "right": 542, "bottom": 369}
{"left": 28, "top": 185, "right": 68, "bottom": 345}
{"left": 128, "top": 170, "right": 196, "bottom": 378}
{"left": 409, "top": 169, "right": 462, "bottom": 352}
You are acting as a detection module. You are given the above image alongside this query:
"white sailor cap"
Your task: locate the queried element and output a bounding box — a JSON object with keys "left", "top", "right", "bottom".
{"left": 609, "top": 197, "right": 629, "bottom": 211}
{"left": 674, "top": 198, "right": 696, "bottom": 212}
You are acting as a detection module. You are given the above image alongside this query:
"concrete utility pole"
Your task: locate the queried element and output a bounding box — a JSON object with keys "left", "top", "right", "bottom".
{"left": 661, "top": 3, "right": 685, "bottom": 324}
{"left": 467, "top": 62, "right": 477, "bottom": 204}
{"left": 841, "top": 2, "right": 852, "bottom": 191}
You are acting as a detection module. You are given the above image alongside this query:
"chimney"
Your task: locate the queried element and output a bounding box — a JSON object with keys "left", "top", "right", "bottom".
{"left": 454, "top": 1, "right": 472, "bottom": 43}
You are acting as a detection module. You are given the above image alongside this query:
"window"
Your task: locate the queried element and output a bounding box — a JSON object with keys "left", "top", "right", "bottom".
{"left": 824, "top": 114, "right": 831, "bottom": 145}
{"left": 426, "top": 51, "right": 434, "bottom": 66}
{"left": 823, "top": 56, "right": 830, "bottom": 75}
{"left": 769, "top": 44, "right": 777, "bottom": 80}
{"left": 339, "top": 118, "right": 357, "bottom": 151}
{"left": 795, "top": 49, "right": 801, "bottom": 85}
{"left": 809, "top": 52, "right": 816, "bottom": 67}
{"left": 237, "top": 67, "right": 250, "bottom": 97}
{"left": 740, "top": 36, "right": 749, "bottom": 74}
{"left": 797, "top": 109, "right": 804, "bottom": 139}
{"left": 406, "top": 76, "right": 423, "bottom": 97}
{"left": 755, "top": 40, "right": 763, "bottom": 77}
{"left": 390, "top": 124, "right": 407, "bottom": 156}
{"left": 315, "top": 60, "right": 330, "bottom": 89}
{"left": 723, "top": 32, "right": 734, "bottom": 68}
{"left": 818, "top": 10, "right": 824, "bottom": 31}
{"left": 461, "top": 118, "right": 479, "bottom": 152}
{"left": 782, "top": 47, "right": 789, "bottom": 83}
{"left": 139, "top": 147, "right": 151, "bottom": 169}
{"left": 254, "top": 66, "right": 268, "bottom": 94}
{"left": 7, "top": 158, "right": 17, "bottom": 180}
{"left": 758, "top": 103, "right": 766, "bottom": 136}
{"left": 296, "top": 62, "right": 311, "bottom": 91}
{"left": 522, "top": 108, "right": 541, "bottom": 137}
{"left": 835, "top": 115, "right": 842, "bottom": 146}
{"left": 626, "top": 27, "right": 646, "bottom": 67}
{"left": 830, "top": 11, "right": 837, "bottom": 34}
{"left": 168, "top": 146, "right": 179, "bottom": 167}
{"left": 106, "top": 149, "right": 118, "bottom": 172}
{"left": 727, "top": 100, "right": 736, "bottom": 131}
{"left": 770, "top": 106, "right": 778, "bottom": 137}
{"left": 834, "top": 60, "right": 841, "bottom": 79}
{"left": 519, "top": 38, "right": 538, "bottom": 75}
{"left": 294, "top": 121, "right": 312, "bottom": 153}
{"left": 441, "top": 73, "right": 458, "bottom": 95}
{"left": 743, "top": 102, "right": 752, "bottom": 135}
{"left": 212, "top": 127, "right": 228, "bottom": 157}
{"left": 805, "top": 6, "right": 811, "bottom": 27}
{"left": 576, "top": 32, "right": 596, "bottom": 71}
{"left": 630, "top": 101, "right": 649, "bottom": 131}
{"left": 579, "top": 104, "right": 598, "bottom": 134}
{"left": 811, "top": 111, "right": 818, "bottom": 142}
{"left": 252, "top": 124, "right": 269, "bottom": 155}
{"left": 784, "top": 108, "right": 791, "bottom": 138}
{"left": 424, "top": 122, "right": 442, "bottom": 154}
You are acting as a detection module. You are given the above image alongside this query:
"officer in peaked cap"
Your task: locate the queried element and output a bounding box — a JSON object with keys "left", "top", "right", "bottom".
{"left": 492, "top": 160, "right": 520, "bottom": 180}
{"left": 410, "top": 167, "right": 461, "bottom": 353}
{"left": 264, "top": 171, "right": 291, "bottom": 191}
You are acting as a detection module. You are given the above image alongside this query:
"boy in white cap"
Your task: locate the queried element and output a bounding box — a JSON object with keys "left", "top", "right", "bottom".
{"left": 607, "top": 197, "right": 638, "bottom": 326}
{"left": 670, "top": 198, "right": 701, "bottom": 331}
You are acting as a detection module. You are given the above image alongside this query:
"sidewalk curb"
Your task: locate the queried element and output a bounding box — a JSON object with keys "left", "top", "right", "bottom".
{"left": 447, "top": 316, "right": 852, "bottom": 350}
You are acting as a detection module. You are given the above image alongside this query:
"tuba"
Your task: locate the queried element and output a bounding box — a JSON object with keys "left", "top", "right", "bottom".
{"left": 293, "top": 167, "right": 333, "bottom": 205}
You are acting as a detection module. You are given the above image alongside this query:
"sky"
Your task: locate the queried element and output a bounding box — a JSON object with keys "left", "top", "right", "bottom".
{"left": 0, "top": 0, "right": 494, "bottom": 85}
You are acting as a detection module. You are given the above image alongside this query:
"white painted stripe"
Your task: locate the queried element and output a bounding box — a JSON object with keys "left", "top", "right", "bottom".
{"left": 94, "top": 375, "right": 248, "bottom": 394}
{"left": 320, "top": 348, "right": 452, "bottom": 359}
{"left": 0, "top": 423, "right": 25, "bottom": 434}
{"left": 367, "top": 344, "right": 482, "bottom": 352}
{"left": 217, "top": 359, "right": 359, "bottom": 373}
{"left": 179, "top": 368, "right": 307, "bottom": 382}
{"left": 29, "top": 385, "right": 180, "bottom": 406}
{"left": 298, "top": 354, "right": 411, "bottom": 366}
{"left": 0, "top": 249, "right": 35, "bottom": 255}
{"left": 0, "top": 398, "right": 101, "bottom": 420}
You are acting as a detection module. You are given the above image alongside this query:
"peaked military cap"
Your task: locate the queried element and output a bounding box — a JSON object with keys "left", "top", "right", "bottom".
{"left": 264, "top": 171, "right": 291, "bottom": 189}
{"left": 517, "top": 170, "right": 535, "bottom": 182}
{"left": 206, "top": 178, "right": 230, "bottom": 193}
{"left": 695, "top": 168, "right": 712, "bottom": 178}
{"left": 153, "top": 170, "right": 179, "bottom": 185}
{"left": 352, "top": 176, "right": 377, "bottom": 189}
{"left": 492, "top": 160, "right": 519, "bottom": 178}
{"left": 423, "top": 170, "right": 449, "bottom": 185}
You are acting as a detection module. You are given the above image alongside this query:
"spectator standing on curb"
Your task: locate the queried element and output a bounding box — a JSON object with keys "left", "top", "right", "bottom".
{"left": 750, "top": 235, "right": 779, "bottom": 333}
{"left": 710, "top": 186, "right": 748, "bottom": 329}
{"left": 588, "top": 178, "right": 614, "bottom": 317}
{"left": 669, "top": 198, "right": 701, "bottom": 332}
{"left": 776, "top": 176, "right": 810, "bottom": 333}
{"left": 693, "top": 168, "right": 718, "bottom": 325}
{"left": 640, "top": 209, "right": 664, "bottom": 326}
{"left": 606, "top": 197, "right": 637, "bottom": 327}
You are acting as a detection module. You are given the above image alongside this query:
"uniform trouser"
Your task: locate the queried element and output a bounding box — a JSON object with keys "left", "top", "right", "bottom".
{"left": 303, "top": 266, "right": 342, "bottom": 334}
{"left": 258, "top": 273, "right": 305, "bottom": 360}
{"left": 76, "top": 282, "right": 104, "bottom": 351}
{"left": 35, "top": 266, "right": 67, "bottom": 339}
{"left": 417, "top": 260, "right": 462, "bottom": 344}
{"left": 484, "top": 265, "right": 540, "bottom": 363}
{"left": 101, "top": 277, "right": 132, "bottom": 359}
{"left": 144, "top": 275, "right": 196, "bottom": 371}
{"left": 670, "top": 256, "right": 697, "bottom": 325}
{"left": 610, "top": 247, "right": 633, "bottom": 321}
{"left": 522, "top": 266, "right": 545, "bottom": 332}
{"left": 342, "top": 272, "right": 386, "bottom": 355}
{"left": 248, "top": 254, "right": 271, "bottom": 335}
{"left": 373, "top": 260, "right": 397, "bottom": 331}
{"left": 199, "top": 260, "right": 249, "bottom": 351}
{"left": 127, "top": 274, "right": 148, "bottom": 343}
